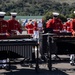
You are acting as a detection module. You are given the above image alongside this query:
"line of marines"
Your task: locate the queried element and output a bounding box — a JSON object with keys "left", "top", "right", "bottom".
{"left": 0, "top": 11, "right": 22, "bottom": 68}
{"left": 25, "top": 11, "right": 75, "bottom": 66}
{"left": 1, "top": 11, "right": 74, "bottom": 38}
{"left": 46, "top": 12, "right": 75, "bottom": 35}
{"left": 46, "top": 11, "right": 75, "bottom": 66}
{"left": 0, "top": 10, "right": 75, "bottom": 68}
{"left": 0, "top": 12, "right": 22, "bottom": 38}
{"left": 0, "top": 11, "right": 43, "bottom": 68}
{"left": 0, "top": 11, "right": 23, "bottom": 68}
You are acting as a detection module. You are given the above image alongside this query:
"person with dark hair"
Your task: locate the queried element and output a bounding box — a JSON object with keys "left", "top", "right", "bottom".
{"left": 7, "top": 12, "right": 22, "bottom": 35}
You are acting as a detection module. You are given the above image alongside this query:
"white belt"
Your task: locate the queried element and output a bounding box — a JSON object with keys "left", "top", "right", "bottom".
{"left": 11, "top": 30, "right": 17, "bottom": 32}
{"left": 27, "top": 29, "right": 33, "bottom": 30}
{"left": 38, "top": 27, "right": 42, "bottom": 28}
{"left": 0, "top": 33, "right": 6, "bottom": 35}
{"left": 38, "top": 27, "right": 42, "bottom": 29}
{"left": 53, "top": 29, "right": 60, "bottom": 32}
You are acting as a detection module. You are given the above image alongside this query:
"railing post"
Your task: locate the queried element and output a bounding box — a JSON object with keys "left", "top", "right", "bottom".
{"left": 35, "top": 44, "right": 39, "bottom": 72}
{"left": 47, "top": 35, "right": 52, "bottom": 71}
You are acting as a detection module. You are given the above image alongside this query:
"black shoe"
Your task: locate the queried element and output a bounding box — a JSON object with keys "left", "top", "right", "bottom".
{"left": 70, "top": 62, "right": 74, "bottom": 66}
{"left": 52, "top": 55, "right": 61, "bottom": 60}
{"left": 70, "top": 61, "right": 74, "bottom": 66}
{"left": 41, "top": 56, "right": 47, "bottom": 62}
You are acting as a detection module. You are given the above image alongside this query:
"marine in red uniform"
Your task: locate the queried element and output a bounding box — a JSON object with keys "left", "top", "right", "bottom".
{"left": 70, "top": 17, "right": 75, "bottom": 35}
{"left": 69, "top": 11, "right": 75, "bottom": 65}
{"left": 25, "top": 20, "right": 34, "bottom": 35}
{"left": 33, "top": 20, "right": 39, "bottom": 39}
{"left": 65, "top": 18, "right": 72, "bottom": 32}
{"left": 33, "top": 20, "right": 38, "bottom": 31}
{"left": 0, "top": 12, "right": 10, "bottom": 39}
{"left": 7, "top": 12, "right": 22, "bottom": 35}
{"left": 46, "top": 12, "right": 63, "bottom": 60}
{"left": 46, "top": 12, "right": 63, "bottom": 33}
{"left": 0, "top": 12, "right": 10, "bottom": 68}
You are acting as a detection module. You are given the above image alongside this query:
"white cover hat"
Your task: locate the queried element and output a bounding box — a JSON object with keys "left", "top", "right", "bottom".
{"left": 74, "top": 11, "right": 75, "bottom": 13}
{"left": 0, "top": 12, "right": 6, "bottom": 16}
{"left": 53, "top": 12, "right": 59, "bottom": 16}
{"left": 10, "top": 12, "right": 17, "bottom": 16}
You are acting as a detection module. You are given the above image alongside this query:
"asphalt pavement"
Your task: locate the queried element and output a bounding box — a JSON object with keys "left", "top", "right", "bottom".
{"left": 0, "top": 31, "right": 75, "bottom": 75}
{"left": 0, "top": 55, "right": 75, "bottom": 75}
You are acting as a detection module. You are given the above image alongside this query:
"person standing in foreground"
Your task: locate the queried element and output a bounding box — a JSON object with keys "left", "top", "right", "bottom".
{"left": 70, "top": 11, "right": 75, "bottom": 35}
{"left": 0, "top": 12, "right": 10, "bottom": 68}
{"left": 7, "top": 12, "right": 22, "bottom": 35}
{"left": 46, "top": 12, "right": 63, "bottom": 59}
{"left": 0, "top": 12, "right": 10, "bottom": 37}
{"left": 69, "top": 11, "right": 75, "bottom": 65}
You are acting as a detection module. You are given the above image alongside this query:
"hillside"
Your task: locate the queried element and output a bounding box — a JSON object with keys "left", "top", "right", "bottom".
{"left": 0, "top": 0, "right": 75, "bottom": 16}
{"left": 2, "top": 0, "right": 75, "bottom": 4}
{"left": 52, "top": 0, "right": 75, "bottom": 4}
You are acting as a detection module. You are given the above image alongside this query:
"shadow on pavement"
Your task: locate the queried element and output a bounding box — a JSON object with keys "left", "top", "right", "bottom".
{"left": 0, "top": 67, "right": 69, "bottom": 75}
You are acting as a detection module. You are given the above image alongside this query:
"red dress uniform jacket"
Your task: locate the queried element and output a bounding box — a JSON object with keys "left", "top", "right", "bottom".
{"left": 25, "top": 23, "right": 34, "bottom": 34}
{"left": 0, "top": 20, "right": 10, "bottom": 39}
{"left": 70, "top": 19, "right": 75, "bottom": 33}
{"left": 0, "top": 20, "right": 9, "bottom": 33}
{"left": 7, "top": 19, "right": 22, "bottom": 34}
{"left": 46, "top": 18, "right": 63, "bottom": 32}
{"left": 65, "top": 21, "right": 71, "bottom": 32}
{"left": 33, "top": 22, "right": 38, "bottom": 31}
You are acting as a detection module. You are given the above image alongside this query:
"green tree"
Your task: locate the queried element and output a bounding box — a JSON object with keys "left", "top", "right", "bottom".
{"left": 43, "top": 11, "right": 67, "bottom": 22}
